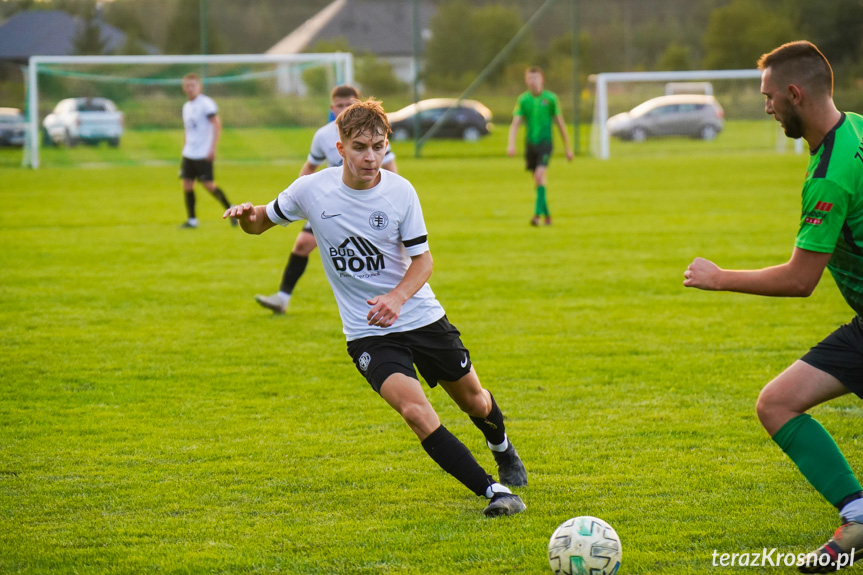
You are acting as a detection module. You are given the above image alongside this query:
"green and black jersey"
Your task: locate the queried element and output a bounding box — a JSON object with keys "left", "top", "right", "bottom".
{"left": 796, "top": 112, "right": 863, "bottom": 316}
{"left": 513, "top": 90, "right": 561, "bottom": 145}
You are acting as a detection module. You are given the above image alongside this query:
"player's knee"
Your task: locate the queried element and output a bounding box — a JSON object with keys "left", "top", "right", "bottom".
{"left": 294, "top": 233, "right": 317, "bottom": 256}
{"left": 755, "top": 384, "right": 787, "bottom": 428}
{"left": 398, "top": 401, "right": 435, "bottom": 430}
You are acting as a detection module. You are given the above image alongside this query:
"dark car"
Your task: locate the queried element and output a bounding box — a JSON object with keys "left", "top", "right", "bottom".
{"left": 607, "top": 94, "right": 724, "bottom": 141}
{"left": 388, "top": 98, "right": 492, "bottom": 141}
{"left": 0, "top": 107, "right": 26, "bottom": 147}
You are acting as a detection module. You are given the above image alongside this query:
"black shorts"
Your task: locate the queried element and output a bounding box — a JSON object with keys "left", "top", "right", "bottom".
{"left": 301, "top": 221, "right": 314, "bottom": 235}
{"left": 346, "top": 315, "right": 472, "bottom": 393}
{"left": 525, "top": 142, "right": 553, "bottom": 172}
{"left": 801, "top": 316, "right": 863, "bottom": 398}
{"left": 179, "top": 157, "right": 214, "bottom": 182}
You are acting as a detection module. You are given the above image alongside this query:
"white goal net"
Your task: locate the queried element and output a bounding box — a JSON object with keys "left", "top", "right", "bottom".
{"left": 25, "top": 53, "right": 354, "bottom": 168}
{"left": 590, "top": 69, "right": 803, "bottom": 160}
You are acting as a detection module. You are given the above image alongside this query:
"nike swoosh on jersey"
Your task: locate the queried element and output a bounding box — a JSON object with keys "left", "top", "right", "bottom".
{"left": 321, "top": 211, "right": 342, "bottom": 219}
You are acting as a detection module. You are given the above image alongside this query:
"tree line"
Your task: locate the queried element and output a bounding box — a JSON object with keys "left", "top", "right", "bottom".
{"left": 2, "top": 0, "right": 862, "bottom": 94}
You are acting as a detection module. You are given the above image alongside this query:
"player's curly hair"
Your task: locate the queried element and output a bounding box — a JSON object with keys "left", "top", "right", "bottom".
{"left": 757, "top": 41, "right": 833, "bottom": 97}
{"left": 335, "top": 98, "right": 392, "bottom": 141}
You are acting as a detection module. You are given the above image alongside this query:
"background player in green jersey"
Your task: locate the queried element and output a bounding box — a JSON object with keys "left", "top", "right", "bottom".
{"left": 507, "top": 66, "right": 573, "bottom": 226}
{"left": 685, "top": 41, "right": 863, "bottom": 573}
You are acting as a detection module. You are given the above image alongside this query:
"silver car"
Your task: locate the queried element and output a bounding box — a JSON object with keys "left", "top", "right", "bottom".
{"left": 607, "top": 94, "right": 724, "bottom": 141}
{"left": 0, "top": 107, "right": 26, "bottom": 147}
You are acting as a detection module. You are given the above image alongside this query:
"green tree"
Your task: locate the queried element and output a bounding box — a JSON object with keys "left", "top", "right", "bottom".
{"left": 424, "top": 1, "right": 532, "bottom": 90}
{"left": 657, "top": 42, "right": 693, "bottom": 71}
{"left": 103, "top": 0, "right": 150, "bottom": 55}
{"left": 165, "top": 0, "right": 224, "bottom": 54}
{"left": 702, "top": 0, "right": 798, "bottom": 69}
{"left": 72, "top": 0, "right": 106, "bottom": 55}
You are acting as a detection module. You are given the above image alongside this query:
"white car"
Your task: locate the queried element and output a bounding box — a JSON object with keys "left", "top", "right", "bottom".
{"left": 42, "top": 97, "right": 124, "bottom": 147}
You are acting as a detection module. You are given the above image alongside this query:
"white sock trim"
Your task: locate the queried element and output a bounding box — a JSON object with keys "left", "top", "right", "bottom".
{"left": 488, "top": 435, "right": 509, "bottom": 453}
{"left": 485, "top": 483, "right": 512, "bottom": 498}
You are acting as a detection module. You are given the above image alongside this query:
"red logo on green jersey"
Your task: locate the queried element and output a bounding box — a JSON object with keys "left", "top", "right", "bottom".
{"left": 804, "top": 201, "right": 834, "bottom": 225}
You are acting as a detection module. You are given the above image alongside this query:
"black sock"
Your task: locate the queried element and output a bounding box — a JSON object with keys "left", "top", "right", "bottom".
{"left": 469, "top": 392, "right": 506, "bottom": 447}
{"left": 421, "top": 425, "right": 494, "bottom": 496}
{"left": 184, "top": 191, "right": 196, "bottom": 219}
{"left": 280, "top": 253, "right": 309, "bottom": 294}
{"left": 211, "top": 187, "right": 231, "bottom": 209}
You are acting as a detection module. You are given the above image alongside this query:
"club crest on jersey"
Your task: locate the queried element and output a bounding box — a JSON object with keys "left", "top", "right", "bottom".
{"left": 358, "top": 352, "right": 371, "bottom": 372}
{"left": 369, "top": 211, "right": 389, "bottom": 231}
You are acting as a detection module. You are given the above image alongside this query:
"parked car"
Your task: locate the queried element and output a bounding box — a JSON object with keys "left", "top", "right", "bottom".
{"left": 388, "top": 98, "right": 492, "bottom": 142}
{"left": 42, "top": 97, "right": 124, "bottom": 147}
{"left": 607, "top": 94, "right": 724, "bottom": 141}
{"left": 0, "top": 107, "right": 26, "bottom": 147}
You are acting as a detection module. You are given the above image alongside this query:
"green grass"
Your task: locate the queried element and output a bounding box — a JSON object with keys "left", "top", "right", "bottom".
{"left": 1, "top": 148, "right": 858, "bottom": 574}
{"left": 0, "top": 116, "right": 785, "bottom": 169}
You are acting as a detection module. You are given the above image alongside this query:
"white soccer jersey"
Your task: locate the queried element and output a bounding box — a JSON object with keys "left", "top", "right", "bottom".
{"left": 182, "top": 94, "right": 218, "bottom": 159}
{"left": 266, "top": 167, "right": 445, "bottom": 340}
{"left": 306, "top": 121, "right": 396, "bottom": 168}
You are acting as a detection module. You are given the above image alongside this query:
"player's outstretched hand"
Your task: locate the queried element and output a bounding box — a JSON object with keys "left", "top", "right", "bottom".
{"left": 224, "top": 202, "right": 257, "bottom": 222}
{"left": 506, "top": 145, "right": 516, "bottom": 157}
{"left": 683, "top": 257, "right": 721, "bottom": 290}
{"left": 366, "top": 293, "right": 404, "bottom": 328}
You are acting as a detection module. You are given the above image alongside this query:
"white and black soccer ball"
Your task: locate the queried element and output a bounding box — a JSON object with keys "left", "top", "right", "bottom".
{"left": 548, "top": 516, "right": 622, "bottom": 575}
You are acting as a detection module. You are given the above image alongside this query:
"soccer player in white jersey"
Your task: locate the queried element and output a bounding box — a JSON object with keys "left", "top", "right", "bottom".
{"left": 179, "top": 73, "right": 235, "bottom": 229}
{"left": 254, "top": 85, "right": 397, "bottom": 315}
{"left": 224, "top": 99, "right": 527, "bottom": 517}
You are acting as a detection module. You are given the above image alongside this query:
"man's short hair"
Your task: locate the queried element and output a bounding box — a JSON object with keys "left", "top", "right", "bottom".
{"left": 757, "top": 41, "right": 833, "bottom": 97}
{"left": 182, "top": 73, "right": 201, "bottom": 83}
{"left": 336, "top": 98, "right": 391, "bottom": 141}
{"left": 331, "top": 85, "right": 361, "bottom": 101}
{"left": 526, "top": 66, "right": 543, "bottom": 76}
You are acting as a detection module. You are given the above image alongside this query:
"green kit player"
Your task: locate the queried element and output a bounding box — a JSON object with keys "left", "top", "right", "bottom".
{"left": 685, "top": 41, "right": 863, "bottom": 573}
{"left": 507, "top": 66, "right": 573, "bottom": 226}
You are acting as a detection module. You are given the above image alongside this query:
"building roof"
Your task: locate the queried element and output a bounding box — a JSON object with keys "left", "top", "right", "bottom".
{"left": 268, "top": 0, "right": 435, "bottom": 57}
{"left": 0, "top": 10, "right": 130, "bottom": 63}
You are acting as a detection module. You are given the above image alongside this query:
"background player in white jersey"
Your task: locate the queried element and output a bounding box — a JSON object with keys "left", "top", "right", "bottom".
{"left": 254, "top": 85, "right": 397, "bottom": 314}
{"left": 225, "top": 99, "right": 527, "bottom": 517}
{"left": 179, "top": 73, "right": 235, "bottom": 229}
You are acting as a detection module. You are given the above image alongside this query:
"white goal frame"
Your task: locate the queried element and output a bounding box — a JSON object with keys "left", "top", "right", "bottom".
{"left": 592, "top": 69, "right": 803, "bottom": 160}
{"left": 25, "top": 53, "right": 354, "bottom": 168}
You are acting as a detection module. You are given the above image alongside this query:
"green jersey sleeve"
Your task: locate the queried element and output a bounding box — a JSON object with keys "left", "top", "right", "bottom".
{"left": 796, "top": 178, "right": 851, "bottom": 254}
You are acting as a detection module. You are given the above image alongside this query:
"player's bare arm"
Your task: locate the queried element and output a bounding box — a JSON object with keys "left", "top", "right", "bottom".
{"left": 367, "top": 251, "right": 433, "bottom": 328}
{"left": 507, "top": 116, "right": 522, "bottom": 156}
{"left": 223, "top": 203, "right": 275, "bottom": 235}
{"left": 207, "top": 115, "right": 221, "bottom": 161}
{"left": 684, "top": 247, "right": 832, "bottom": 296}
{"left": 556, "top": 115, "right": 574, "bottom": 161}
{"left": 299, "top": 161, "right": 319, "bottom": 177}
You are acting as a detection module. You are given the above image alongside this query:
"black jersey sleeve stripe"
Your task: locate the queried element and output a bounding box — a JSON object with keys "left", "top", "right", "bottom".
{"left": 813, "top": 113, "right": 845, "bottom": 179}
{"left": 842, "top": 221, "right": 863, "bottom": 256}
{"left": 206, "top": 113, "right": 217, "bottom": 119}
{"left": 271, "top": 199, "right": 288, "bottom": 221}
{"left": 402, "top": 235, "right": 428, "bottom": 248}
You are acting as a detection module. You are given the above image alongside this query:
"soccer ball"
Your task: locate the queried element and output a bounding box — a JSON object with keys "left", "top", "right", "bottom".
{"left": 548, "top": 516, "right": 622, "bottom": 575}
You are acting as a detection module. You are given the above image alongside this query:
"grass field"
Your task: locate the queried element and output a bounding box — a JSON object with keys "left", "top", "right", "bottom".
{"left": 2, "top": 138, "right": 860, "bottom": 574}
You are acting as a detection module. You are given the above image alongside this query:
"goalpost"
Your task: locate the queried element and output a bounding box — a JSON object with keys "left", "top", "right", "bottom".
{"left": 591, "top": 69, "right": 804, "bottom": 160}
{"left": 25, "top": 53, "right": 354, "bottom": 168}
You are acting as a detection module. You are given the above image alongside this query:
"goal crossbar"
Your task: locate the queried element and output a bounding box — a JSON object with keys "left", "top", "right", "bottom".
{"left": 26, "top": 53, "right": 354, "bottom": 168}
